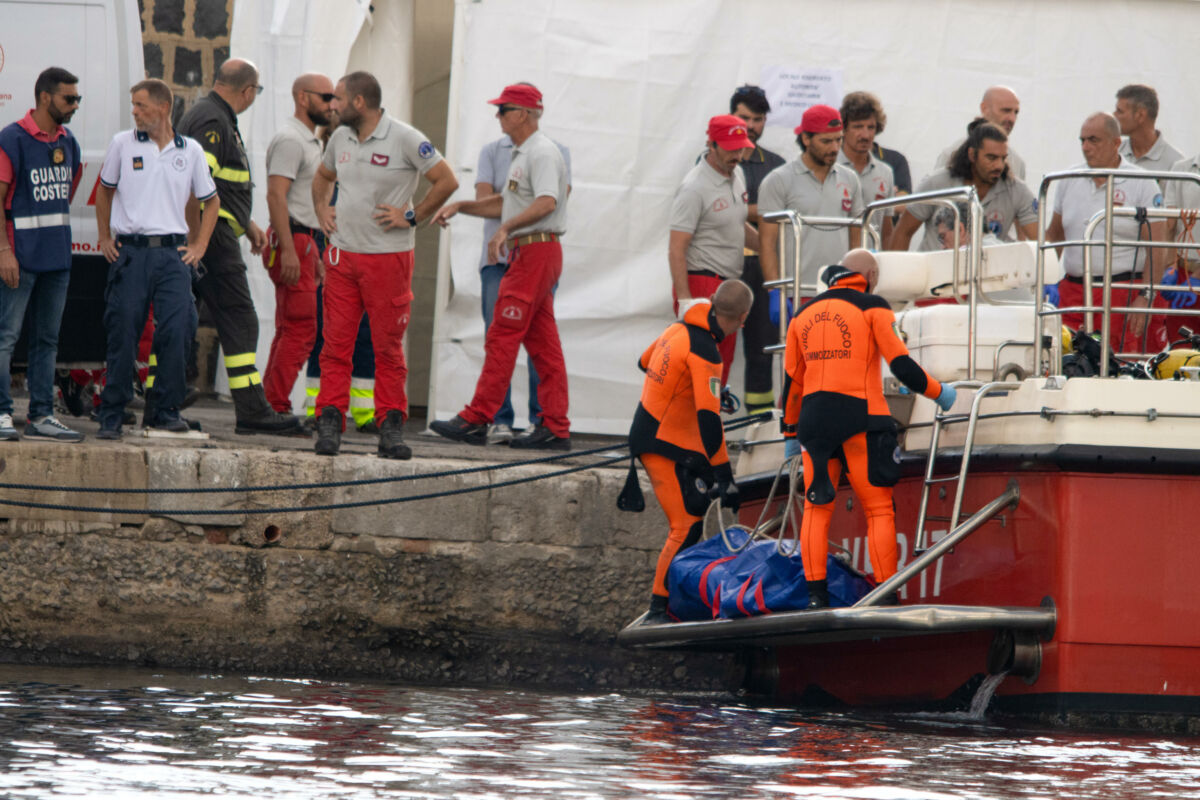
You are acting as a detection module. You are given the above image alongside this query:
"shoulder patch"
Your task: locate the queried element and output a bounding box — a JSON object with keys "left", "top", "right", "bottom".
{"left": 204, "top": 130, "right": 220, "bottom": 145}
{"left": 1154, "top": 193, "right": 1164, "bottom": 208}
{"left": 418, "top": 141, "right": 435, "bottom": 159}
{"left": 709, "top": 376, "right": 721, "bottom": 399}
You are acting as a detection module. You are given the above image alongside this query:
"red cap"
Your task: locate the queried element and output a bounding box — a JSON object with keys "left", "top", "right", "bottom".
{"left": 707, "top": 114, "right": 754, "bottom": 151}
{"left": 488, "top": 84, "right": 543, "bottom": 111}
{"left": 795, "top": 104, "right": 843, "bottom": 135}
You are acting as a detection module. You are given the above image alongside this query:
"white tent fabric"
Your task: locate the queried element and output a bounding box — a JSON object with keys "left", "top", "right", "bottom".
{"left": 431, "top": 0, "right": 1200, "bottom": 435}
{"left": 224, "top": 0, "right": 414, "bottom": 408}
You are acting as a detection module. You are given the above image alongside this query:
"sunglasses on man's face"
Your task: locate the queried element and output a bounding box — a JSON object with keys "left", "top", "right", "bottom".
{"left": 305, "top": 90, "right": 336, "bottom": 102}
{"left": 496, "top": 105, "right": 523, "bottom": 116}
{"left": 58, "top": 94, "right": 83, "bottom": 105}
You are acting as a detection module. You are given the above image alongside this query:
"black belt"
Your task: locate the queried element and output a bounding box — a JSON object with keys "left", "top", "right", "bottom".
{"left": 1065, "top": 272, "right": 1136, "bottom": 284}
{"left": 687, "top": 269, "right": 723, "bottom": 279}
{"left": 117, "top": 233, "right": 187, "bottom": 248}
{"left": 288, "top": 220, "right": 322, "bottom": 239}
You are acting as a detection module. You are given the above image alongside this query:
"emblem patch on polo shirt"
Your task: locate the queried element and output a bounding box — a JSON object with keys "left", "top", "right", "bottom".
{"left": 712, "top": 198, "right": 729, "bottom": 212}
{"left": 172, "top": 154, "right": 187, "bottom": 172}
{"left": 132, "top": 156, "right": 144, "bottom": 171}
{"left": 418, "top": 141, "right": 434, "bottom": 159}
{"left": 338, "top": 151, "right": 351, "bottom": 164}
{"left": 52, "top": 148, "right": 65, "bottom": 164}
{"left": 371, "top": 153, "right": 390, "bottom": 167}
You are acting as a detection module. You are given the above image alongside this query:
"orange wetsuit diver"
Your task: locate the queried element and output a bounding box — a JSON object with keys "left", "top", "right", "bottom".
{"left": 628, "top": 280, "right": 753, "bottom": 624}
{"left": 782, "top": 249, "right": 956, "bottom": 608}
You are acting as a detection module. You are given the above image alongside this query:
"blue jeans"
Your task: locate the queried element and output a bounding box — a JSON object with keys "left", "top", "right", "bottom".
{"left": 480, "top": 262, "right": 547, "bottom": 428}
{"left": 0, "top": 267, "right": 70, "bottom": 418}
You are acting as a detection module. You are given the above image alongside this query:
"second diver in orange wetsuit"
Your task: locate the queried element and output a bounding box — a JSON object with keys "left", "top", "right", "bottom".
{"left": 782, "top": 249, "right": 956, "bottom": 608}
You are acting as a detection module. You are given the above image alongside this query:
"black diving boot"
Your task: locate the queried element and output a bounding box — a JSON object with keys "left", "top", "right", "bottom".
{"left": 806, "top": 580, "right": 829, "bottom": 610}
{"left": 643, "top": 594, "right": 671, "bottom": 625}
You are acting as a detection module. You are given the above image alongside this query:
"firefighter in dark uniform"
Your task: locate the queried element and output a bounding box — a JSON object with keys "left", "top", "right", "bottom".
{"left": 178, "top": 58, "right": 301, "bottom": 434}
{"left": 728, "top": 85, "right": 786, "bottom": 415}
{"left": 627, "top": 280, "right": 753, "bottom": 624}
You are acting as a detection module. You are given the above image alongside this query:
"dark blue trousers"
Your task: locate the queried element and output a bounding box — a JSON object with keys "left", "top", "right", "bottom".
{"left": 99, "top": 244, "right": 194, "bottom": 428}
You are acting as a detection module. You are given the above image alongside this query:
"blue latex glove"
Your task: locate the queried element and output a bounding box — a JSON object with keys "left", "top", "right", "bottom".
{"left": 768, "top": 288, "right": 794, "bottom": 326}
{"left": 784, "top": 437, "right": 804, "bottom": 459}
{"left": 1042, "top": 284, "right": 1060, "bottom": 307}
{"left": 936, "top": 383, "right": 957, "bottom": 412}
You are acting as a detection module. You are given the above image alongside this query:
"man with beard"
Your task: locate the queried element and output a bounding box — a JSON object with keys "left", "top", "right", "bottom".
{"left": 728, "top": 85, "right": 786, "bottom": 415}
{"left": 179, "top": 58, "right": 303, "bottom": 435}
{"left": 935, "top": 86, "right": 1026, "bottom": 181}
{"left": 838, "top": 91, "right": 895, "bottom": 243}
{"left": 889, "top": 120, "right": 1037, "bottom": 252}
{"left": 758, "top": 105, "right": 863, "bottom": 299}
{"left": 93, "top": 79, "right": 220, "bottom": 439}
{"left": 1045, "top": 112, "right": 1167, "bottom": 354}
{"left": 0, "top": 67, "right": 86, "bottom": 442}
{"left": 311, "top": 70, "right": 458, "bottom": 458}
{"left": 260, "top": 72, "right": 335, "bottom": 416}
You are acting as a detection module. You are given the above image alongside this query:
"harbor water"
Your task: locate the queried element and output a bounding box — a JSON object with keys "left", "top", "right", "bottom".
{"left": 1, "top": 664, "right": 1198, "bottom": 799}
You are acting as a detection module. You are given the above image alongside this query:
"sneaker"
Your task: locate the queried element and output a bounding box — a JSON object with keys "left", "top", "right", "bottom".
{"left": 25, "top": 415, "right": 85, "bottom": 443}
{"left": 145, "top": 413, "right": 189, "bottom": 434}
{"left": 96, "top": 424, "right": 122, "bottom": 441}
{"left": 314, "top": 406, "right": 342, "bottom": 456}
{"left": 377, "top": 409, "right": 412, "bottom": 460}
{"left": 429, "top": 414, "right": 488, "bottom": 445}
{"left": 509, "top": 423, "right": 570, "bottom": 451}
{"left": 0, "top": 413, "right": 19, "bottom": 441}
{"left": 91, "top": 408, "right": 136, "bottom": 426}
{"left": 486, "top": 423, "right": 515, "bottom": 445}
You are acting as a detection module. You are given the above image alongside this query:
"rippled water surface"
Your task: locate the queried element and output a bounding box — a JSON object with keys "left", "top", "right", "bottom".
{"left": 1, "top": 664, "right": 1199, "bottom": 799}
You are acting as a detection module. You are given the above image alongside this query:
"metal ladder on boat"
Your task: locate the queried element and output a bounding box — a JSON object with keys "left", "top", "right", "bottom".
{"left": 912, "top": 380, "right": 1022, "bottom": 556}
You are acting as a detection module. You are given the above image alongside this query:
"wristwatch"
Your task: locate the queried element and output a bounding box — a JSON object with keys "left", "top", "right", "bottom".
{"left": 404, "top": 209, "right": 417, "bottom": 227}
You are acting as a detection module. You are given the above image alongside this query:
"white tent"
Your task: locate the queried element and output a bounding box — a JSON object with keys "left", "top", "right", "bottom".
{"left": 234, "top": 0, "right": 1200, "bottom": 432}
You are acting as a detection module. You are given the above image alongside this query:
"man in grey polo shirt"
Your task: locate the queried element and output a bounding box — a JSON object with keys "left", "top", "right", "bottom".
{"left": 310, "top": 70, "right": 459, "bottom": 459}
{"left": 261, "top": 72, "right": 333, "bottom": 416}
{"left": 838, "top": 91, "right": 895, "bottom": 243}
{"left": 668, "top": 114, "right": 758, "bottom": 386}
{"left": 1115, "top": 84, "right": 1183, "bottom": 183}
{"left": 890, "top": 120, "right": 1037, "bottom": 252}
{"left": 935, "top": 86, "right": 1026, "bottom": 181}
{"left": 758, "top": 104, "right": 863, "bottom": 302}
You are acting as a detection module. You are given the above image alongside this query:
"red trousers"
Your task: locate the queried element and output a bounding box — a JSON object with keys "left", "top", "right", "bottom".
{"left": 1058, "top": 277, "right": 1167, "bottom": 354}
{"left": 672, "top": 273, "right": 737, "bottom": 385}
{"left": 800, "top": 432, "right": 898, "bottom": 583}
{"left": 461, "top": 241, "right": 569, "bottom": 436}
{"left": 263, "top": 231, "right": 320, "bottom": 412}
{"left": 315, "top": 247, "right": 412, "bottom": 428}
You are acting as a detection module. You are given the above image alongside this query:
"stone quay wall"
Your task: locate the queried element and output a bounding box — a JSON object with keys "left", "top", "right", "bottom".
{"left": 0, "top": 442, "right": 731, "bottom": 690}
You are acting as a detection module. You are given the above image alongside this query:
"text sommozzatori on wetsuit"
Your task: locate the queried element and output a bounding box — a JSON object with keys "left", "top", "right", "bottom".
{"left": 800, "top": 309, "right": 854, "bottom": 360}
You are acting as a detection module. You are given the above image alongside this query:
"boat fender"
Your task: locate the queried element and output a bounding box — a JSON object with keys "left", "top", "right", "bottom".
{"left": 616, "top": 461, "right": 645, "bottom": 512}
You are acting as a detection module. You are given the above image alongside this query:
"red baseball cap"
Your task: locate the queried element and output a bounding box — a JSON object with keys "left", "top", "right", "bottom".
{"left": 707, "top": 114, "right": 754, "bottom": 151}
{"left": 795, "top": 104, "right": 843, "bottom": 135}
{"left": 489, "top": 83, "right": 543, "bottom": 110}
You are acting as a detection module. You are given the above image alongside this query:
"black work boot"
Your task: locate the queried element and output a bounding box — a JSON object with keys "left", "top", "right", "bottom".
{"left": 643, "top": 594, "right": 671, "bottom": 626}
{"left": 314, "top": 406, "right": 342, "bottom": 456}
{"left": 232, "top": 385, "right": 304, "bottom": 435}
{"left": 430, "top": 414, "right": 488, "bottom": 445}
{"left": 377, "top": 410, "right": 412, "bottom": 460}
{"left": 806, "top": 579, "right": 829, "bottom": 610}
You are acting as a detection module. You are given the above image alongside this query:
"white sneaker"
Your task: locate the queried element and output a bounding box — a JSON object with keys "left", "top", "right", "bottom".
{"left": 25, "top": 415, "right": 84, "bottom": 442}
{"left": 0, "top": 413, "right": 18, "bottom": 441}
{"left": 487, "top": 423, "right": 515, "bottom": 444}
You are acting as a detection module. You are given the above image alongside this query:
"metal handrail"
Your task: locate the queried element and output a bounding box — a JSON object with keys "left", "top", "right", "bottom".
{"left": 856, "top": 480, "right": 1020, "bottom": 607}
{"left": 1034, "top": 168, "right": 1200, "bottom": 377}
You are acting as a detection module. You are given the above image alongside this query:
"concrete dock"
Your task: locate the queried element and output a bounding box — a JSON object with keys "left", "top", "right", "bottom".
{"left": 0, "top": 399, "right": 732, "bottom": 691}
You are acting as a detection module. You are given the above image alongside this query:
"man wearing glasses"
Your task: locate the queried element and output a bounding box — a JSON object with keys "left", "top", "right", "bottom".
{"left": 260, "top": 73, "right": 335, "bottom": 420}
{"left": 178, "top": 58, "right": 303, "bottom": 435}
{"left": 0, "top": 67, "right": 85, "bottom": 442}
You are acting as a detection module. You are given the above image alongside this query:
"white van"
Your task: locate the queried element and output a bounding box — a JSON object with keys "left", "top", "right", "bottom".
{"left": 0, "top": 0, "right": 143, "bottom": 364}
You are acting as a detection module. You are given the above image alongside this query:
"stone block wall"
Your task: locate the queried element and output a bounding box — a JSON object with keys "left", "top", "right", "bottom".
{"left": 139, "top": 0, "right": 233, "bottom": 120}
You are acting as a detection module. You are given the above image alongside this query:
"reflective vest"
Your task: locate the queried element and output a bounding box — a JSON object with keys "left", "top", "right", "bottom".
{"left": 0, "top": 119, "right": 80, "bottom": 272}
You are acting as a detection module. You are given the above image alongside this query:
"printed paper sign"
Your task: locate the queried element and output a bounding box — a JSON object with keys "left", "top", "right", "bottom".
{"left": 759, "top": 66, "right": 844, "bottom": 131}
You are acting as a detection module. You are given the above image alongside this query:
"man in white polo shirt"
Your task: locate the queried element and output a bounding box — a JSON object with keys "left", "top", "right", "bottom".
{"left": 310, "top": 70, "right": 458, "bottom": 459}
{"left": 430, "top": 83, "right": 572, "bottom": 450}
{"left": 93, "top": 78, "right": 220, "bottom": 439}
{"left": 1045, "top": 111, "right": 1167, "bottom": 354}
{"left": 261, "top": 72, "right": 333, "bottom": 417}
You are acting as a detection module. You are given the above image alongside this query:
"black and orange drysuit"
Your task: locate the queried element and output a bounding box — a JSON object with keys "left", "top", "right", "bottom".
{"left": 629, "top": 301, "right": 733, "bottom": 599}
{"left": 782, "top": 265, "right": 943, "bottom": 584}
